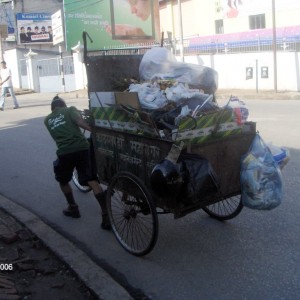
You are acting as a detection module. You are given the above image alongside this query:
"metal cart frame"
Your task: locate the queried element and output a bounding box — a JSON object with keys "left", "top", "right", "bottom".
{"left": 83, "top": 34, "right": 256, "bottom": 256}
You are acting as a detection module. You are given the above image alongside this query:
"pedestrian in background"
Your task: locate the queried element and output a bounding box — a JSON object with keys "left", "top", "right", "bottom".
{"left": 44, "top": 96, "right": 111, "bottom": 230}
{"left": 0, "top": 61, "right": 20, "bottom": 111}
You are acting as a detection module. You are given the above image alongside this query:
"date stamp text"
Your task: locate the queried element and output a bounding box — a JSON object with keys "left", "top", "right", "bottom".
{"left": 0, "top": 263, "right": 13, "bottom": 271}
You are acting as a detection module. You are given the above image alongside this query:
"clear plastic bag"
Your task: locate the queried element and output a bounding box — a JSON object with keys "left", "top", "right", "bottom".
{"left": 267, "top": 143, "right": 290, "bottom": 170}
{"left": 241, "top": 134, "right": 283, "bottom": 210}
{"left": 139, "top": 48, "right": 218, "bottom": 94}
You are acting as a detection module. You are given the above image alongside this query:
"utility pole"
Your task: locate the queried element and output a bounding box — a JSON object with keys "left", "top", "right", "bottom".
{"left": 0, "top": 24, "right": 8, "bottom": 61}
{"left": 177, "top": 0, "right": 184, "bottom": 62}
{"left": 0, "top": 33, "right": 3, "bottom": 61}
{"left": 272, "top": 0, "right": 277, "bottom": 93}
{"left": 59, "top": 43, "right": 66, "bottom": 92}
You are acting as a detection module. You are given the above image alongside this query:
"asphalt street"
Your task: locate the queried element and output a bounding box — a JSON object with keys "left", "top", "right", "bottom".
{"left": 0, "top": 92, "right": 299, "bottom": 299}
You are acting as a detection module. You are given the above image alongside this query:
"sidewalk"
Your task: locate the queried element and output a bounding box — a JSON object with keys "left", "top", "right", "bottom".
{"left": 216, "top": 88, "right": 300, "bottom": 100}
{"left": 60, "top": 88, "right": 300, "bottom": 100}
{"left": 0, "top": 195, "right": 133, "bottom": 300}
{"left": 0, "top": 208, "right": 96, "bottom": 300}
{"left": 14, "top": 87, "right": 300, "bottom": 100}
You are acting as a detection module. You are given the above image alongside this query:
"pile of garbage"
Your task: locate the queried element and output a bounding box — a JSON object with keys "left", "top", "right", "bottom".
{"left": 128, "top": 47, "right": 218, "bottom": 110}
{"left": 124, "top": 47, "right": 250, "bottom": 136}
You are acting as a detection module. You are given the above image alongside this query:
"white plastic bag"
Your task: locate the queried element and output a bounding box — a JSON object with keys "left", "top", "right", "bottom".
{"left": 241, "top": 134, "right": 283, "bottom": 210}
{"left": 165, "top": 83, "right": 204, "bottom": 103}
{"left": 128, "top": 83, "right": 167, "bottom": 109}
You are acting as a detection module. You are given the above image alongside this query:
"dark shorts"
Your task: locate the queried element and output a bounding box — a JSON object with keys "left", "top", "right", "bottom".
{"left": 53, "top": 148, "right": 98, "bottom": 186}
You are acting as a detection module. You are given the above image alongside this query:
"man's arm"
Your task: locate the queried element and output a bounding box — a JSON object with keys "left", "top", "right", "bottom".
{"left": 0, "top": 70, "right": 11, "bottom": 86}
{"left": 76, "top": 117, "right": 92, "bottom": 132}
{"left": 69, "top": 106, "right": 92, "bottom": 131}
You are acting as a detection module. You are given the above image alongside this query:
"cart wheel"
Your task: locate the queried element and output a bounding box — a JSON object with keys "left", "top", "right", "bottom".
{"left": 106, "top": 172, "right": 158, "bottom": 256}
{"left": 72, "top": 169, "right": 92, "bottom": 193}
{"left": 202, "top": 195, "right": 243, "bottom": 221}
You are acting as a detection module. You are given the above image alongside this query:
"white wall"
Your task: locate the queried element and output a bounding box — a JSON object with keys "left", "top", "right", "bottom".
{"left": 3, "top": 49, "right": 21, "bottom": 88}
{"left": 72, "top": 51, "right": 87, "bottom": 90}
{"left": 181, "top": 51, "right": 300, "bottom": 91}
{"left": 5, "top": 45, "right": 300, "bottom": 93}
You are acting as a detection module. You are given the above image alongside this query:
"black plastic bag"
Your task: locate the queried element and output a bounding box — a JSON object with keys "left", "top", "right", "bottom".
{"left": 151, "top": 106, "right": 182, "bottom": 130}
{"left": 178, "top": 153, "right": 219, "bottom": 204}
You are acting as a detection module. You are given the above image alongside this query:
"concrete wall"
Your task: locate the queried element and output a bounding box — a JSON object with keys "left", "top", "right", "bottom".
{"left": 5, "top": 45, "right": 300, "bottom": 93}
{"left": 184, "top": 51, "right": 300, "bottom": 91}
{"left": 4, "top": 48, "right": 76, "bottom": 92}
{"left": 3, "top": 49, "right": 20, "bottom": 88}
{"left": 72, "top": 51, "right": 87, "bottom": 90}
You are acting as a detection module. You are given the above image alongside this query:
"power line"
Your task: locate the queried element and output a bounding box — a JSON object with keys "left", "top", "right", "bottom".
{"left": 14, "top": 0, "right": 104, "bottom": 14}
{"left": 64, "top": 0, "right": 104, "bottom": 14}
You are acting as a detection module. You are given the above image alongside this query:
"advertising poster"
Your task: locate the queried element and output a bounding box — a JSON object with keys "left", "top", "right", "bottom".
{"left": 16, "top": 13, "right": 53, "bottom": 44}
{"left": 63, "top": 0, "right": 160, "bottom": 50}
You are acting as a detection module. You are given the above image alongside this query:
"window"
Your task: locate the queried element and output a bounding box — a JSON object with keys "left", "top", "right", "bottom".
{"left": 20, "top": 60, "right": 27, "bottom": 76}
{"left": 215, "top": 19, "right": 224, "bottom": 34}
{"left": 249, "top": 14, "right": 265, "bottom": 30}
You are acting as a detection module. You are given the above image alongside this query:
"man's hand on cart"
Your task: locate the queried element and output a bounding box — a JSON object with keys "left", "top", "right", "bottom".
{"left": 75, "top": 109, "right": 93, "bottom": 133}
{"left": 76, "top": 117, "right": 91, "bottom": 132}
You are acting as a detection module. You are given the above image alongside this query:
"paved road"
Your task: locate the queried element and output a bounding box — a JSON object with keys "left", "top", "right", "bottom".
{"left": 0, "top": 93, "right": 299, "bottom": 299}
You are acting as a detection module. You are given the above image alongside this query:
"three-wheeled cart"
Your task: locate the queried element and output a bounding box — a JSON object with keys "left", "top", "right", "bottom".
{"left": 83, "top": 37, "right": 256, "bottom": 256}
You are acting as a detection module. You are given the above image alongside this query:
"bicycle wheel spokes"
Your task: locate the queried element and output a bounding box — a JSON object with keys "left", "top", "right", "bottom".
{"left": 203, "top": 195, "right": 243, "bottom": 221}
{"left": 107, "top": 172, "right": 158, "bottom": 256}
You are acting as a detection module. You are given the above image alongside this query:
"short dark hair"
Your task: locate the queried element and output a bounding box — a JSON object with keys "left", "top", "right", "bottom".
{"left": 1, "top": 61, "right": 6, "bottom": 65}
{"left": 51, "top": 95, "right": 66, "bottom": 111}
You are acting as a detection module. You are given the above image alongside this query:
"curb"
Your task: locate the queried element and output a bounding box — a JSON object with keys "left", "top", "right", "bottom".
{"left": 14, "top": 89, "right": 35, "bottom": 96}
{"left": 215, "top": 89, "right": 300, "bottom": 100}
{"left": 0, "top": 195, "right": 133, "bottom": 300}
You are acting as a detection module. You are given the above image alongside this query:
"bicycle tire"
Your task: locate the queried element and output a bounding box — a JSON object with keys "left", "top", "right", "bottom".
{"left": 106, "top": 172, "right": 159, "bottom": 256}
{"left": 202, "top": 195, "right": 243, "bottom": 221}
{"left": 72, "top": 169, "right": 92, "bottom": 193}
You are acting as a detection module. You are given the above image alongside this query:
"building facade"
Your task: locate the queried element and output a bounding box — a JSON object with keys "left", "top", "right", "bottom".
{"left": 1, "top": 0, "right": 300, "bottom": 92}
{"left": 2, "top": 0, "right": 300, "bottom": 53}
{"left": 159, "top": 0, "right": 300, "bottom": 38}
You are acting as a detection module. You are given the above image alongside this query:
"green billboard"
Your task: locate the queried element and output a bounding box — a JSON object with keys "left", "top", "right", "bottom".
{"left": 63, "top": 0, "right": 160, "bottom": 50}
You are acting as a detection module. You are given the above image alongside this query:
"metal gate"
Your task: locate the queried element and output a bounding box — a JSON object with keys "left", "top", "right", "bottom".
{"left": 37, "top": 56, "right": 76, "bottom": 93}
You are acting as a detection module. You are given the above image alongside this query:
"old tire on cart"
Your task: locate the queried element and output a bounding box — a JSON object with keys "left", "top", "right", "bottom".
{"left": 106, "top": 172, "right": 158, "bottom": 256}
{"left": 202, "top": 195, "right": 243, "bottom": 221}
{"left": 72, "top": 169, "right": 92, "bottom": 193}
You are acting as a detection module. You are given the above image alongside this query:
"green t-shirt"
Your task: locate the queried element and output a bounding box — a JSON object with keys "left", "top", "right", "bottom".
{"left": 44, "top": 106, "right": 89, "bottom": 156}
